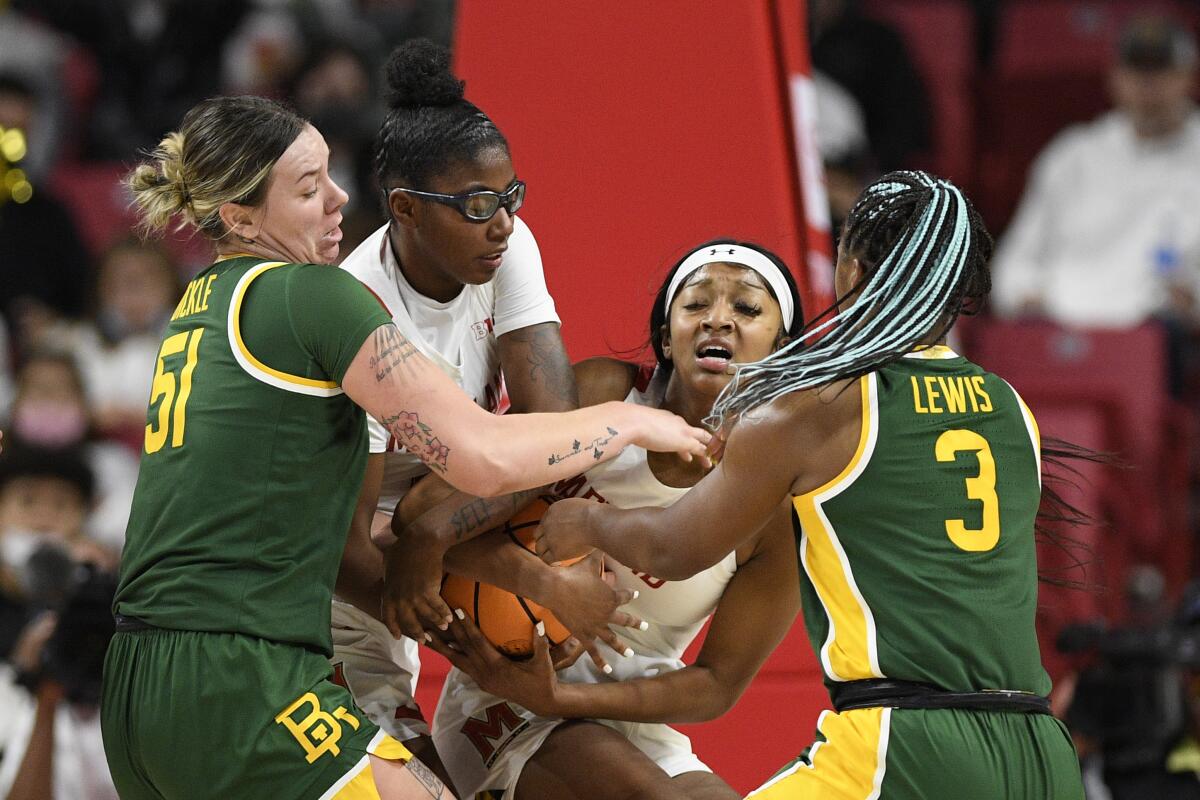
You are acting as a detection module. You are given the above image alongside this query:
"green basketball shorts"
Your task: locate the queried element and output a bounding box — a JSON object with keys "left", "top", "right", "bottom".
{"left": 746, "top": 706, "right": 1083, "bottom": 799}
{"left": 102, "top": 628, "right": 413, "bottom": 799}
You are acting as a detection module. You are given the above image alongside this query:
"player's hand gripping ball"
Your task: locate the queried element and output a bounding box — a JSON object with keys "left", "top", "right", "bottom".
{"left": 440, "top": 496, "right": 593, "bottom": 658}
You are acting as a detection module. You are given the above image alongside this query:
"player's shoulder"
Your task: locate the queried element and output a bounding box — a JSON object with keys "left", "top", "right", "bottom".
{"left": 497, "top": 216, "right": 543, "bottom": 276}
{"left": 573, "top": 357, "right": 639, "bottom": 407}
{"left": 733, "top": 379, "right": 861, "bottom": 447}
{"left": 338, "top": 223, "right": 390, "bottom": 280}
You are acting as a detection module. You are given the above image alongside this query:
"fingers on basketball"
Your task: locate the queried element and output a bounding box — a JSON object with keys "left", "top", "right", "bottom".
{"left": 438, "top": 496, "right": 595, "bottom": 659}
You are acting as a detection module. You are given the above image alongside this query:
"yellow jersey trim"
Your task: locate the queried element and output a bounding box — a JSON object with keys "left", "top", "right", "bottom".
{"left": 366, "top": 729, "right": 414, "bottom": 762}
{"left": 793, "top": 374, "right": 883, "bottom": 681}
{"left": 903, "top": 344, "right": 959, "bottom": 359}
{"left": 214, "top": 251, "right": 258, "bottom": 262}
{"left": 319, "top": 756, "right": 379, "bottom": 800}
{"left": 747, "top": 708, "right": 891, "bottom": 799}
{"left": 227, "top": 262, "right": 344, "bottom": 397}
{"left": 1004, "top": 379, "right": 1042, "bottom": 489}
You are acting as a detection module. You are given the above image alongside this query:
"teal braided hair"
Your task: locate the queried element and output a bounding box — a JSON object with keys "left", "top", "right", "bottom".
{"left": 708, "top": 170, "right": 993, "bottom": 428}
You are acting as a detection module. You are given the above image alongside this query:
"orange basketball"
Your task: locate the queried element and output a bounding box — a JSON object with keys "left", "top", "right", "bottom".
{"left": 440, "top": 495, "right": 588, "bottom": 658}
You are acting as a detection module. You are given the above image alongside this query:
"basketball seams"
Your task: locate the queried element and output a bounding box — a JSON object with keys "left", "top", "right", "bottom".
{"left": 441, "top": 497, "right": 578, "bottom": 656}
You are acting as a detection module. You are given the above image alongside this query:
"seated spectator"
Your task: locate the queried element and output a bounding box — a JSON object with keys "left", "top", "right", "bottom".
{"left": 42, "top": 238, "right": 178, "bottom": 445}
{"left": 5, "top": 352, "right": 137, "bottom": 553}
{"left": 809, "top": 0, "right": 932, "bottom": 171}
{"left": 0, "top": 7, "right": 66, "bottom": 181}
{"left": 0, "top": 446, "right": 117, "bottom": 800}
{"left": 0, "top": 71, "right": 91, "bottom": 349}
{"left": 285, "top": 40, "right": 383, "bottom": 254}
{"left": 992, "top": 16, "right": 1200, "bottom": 331}
{"left": 813, "top": 69, "right": 872, "bottom": 240}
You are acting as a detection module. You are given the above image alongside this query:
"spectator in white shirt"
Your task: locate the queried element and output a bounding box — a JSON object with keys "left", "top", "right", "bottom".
{"left": 991, "top": 16, "right": 1200, "bottom": 332}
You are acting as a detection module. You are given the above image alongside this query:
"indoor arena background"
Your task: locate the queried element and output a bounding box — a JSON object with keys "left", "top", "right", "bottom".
{"left": 0, "top": 1, "right": 1198, "bottom": 797}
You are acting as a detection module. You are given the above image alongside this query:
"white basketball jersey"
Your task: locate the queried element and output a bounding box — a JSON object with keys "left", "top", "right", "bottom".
{"left": 549, "top": 366, "right": 738, "bottom": 665}
{"left": 339, "top": 218, "right": 559, "bottom": 513}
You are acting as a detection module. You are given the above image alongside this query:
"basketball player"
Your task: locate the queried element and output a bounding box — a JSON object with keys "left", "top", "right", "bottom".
{"left": 425, "top": 241, "right": 805, "bottom": 800}
{"left": 535, "top": 172, "right": 1087, "bottom": 799}
{"left": 331, "top": 39, "right": 640, "bottom": 786}
{"left": 101, "top": 96, "right": 710, "bottom": 800}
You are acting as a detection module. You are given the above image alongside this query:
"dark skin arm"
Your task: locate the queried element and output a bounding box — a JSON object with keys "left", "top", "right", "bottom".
{"left": 334, "top": 453, "right": 386, "bottom": 618}
{"left": 5, "top": 615, "right": 61, "bottom": 800}
{"left": 536, "top": 378, "right": 863, "bottom": 579}
{"left": 5, "top": 682, "right": 64, "bottom": 800}
{"left": 436, "top": 500, "right": 800, "bottom": 722}
{"left": 388, "top": 474, "right": 642, "bottom": 670}
{"left": 381, "top": 321, "right": 580, "bottom": 637}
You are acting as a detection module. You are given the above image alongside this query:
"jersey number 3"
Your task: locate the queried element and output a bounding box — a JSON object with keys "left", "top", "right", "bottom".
{"left": 145, "top": 328, "right": 204, "bottom": 454}
{"left": 935, "top": 429, "right": 999, "bottom": 552}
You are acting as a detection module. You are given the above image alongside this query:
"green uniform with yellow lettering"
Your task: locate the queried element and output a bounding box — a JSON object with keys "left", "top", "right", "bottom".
{"left": 748, "top": 347, "right": 1083, "bottom": 800}
{"left": 101, "top": 257, "right": 412, "bottom": 800}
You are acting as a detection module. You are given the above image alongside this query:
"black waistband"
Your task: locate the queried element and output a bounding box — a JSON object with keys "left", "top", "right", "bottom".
{"left": 831, "top": 679, "right": 1051, "bottom": 715}
{"left": 113, "top": 613, "right": 157, "bottom": 633}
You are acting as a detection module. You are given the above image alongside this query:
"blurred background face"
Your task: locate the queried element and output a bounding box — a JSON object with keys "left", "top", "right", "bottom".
{"left": 1110, "top": 65, "right": 1195, "bottom": 139}
{"left": 0, "top": 476, "right": 86, "bottom": 539}
{"left": 0, "top": 87, "right": 34, "bottom": 134}
{"left": 11, "top": 358, "right": 89, "bottom": 448}
{"left": 98, "top": 245, "right": 177, "bottom": 335}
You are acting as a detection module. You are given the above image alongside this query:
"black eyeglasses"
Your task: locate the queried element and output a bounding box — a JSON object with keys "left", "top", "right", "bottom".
{"left": 389, "top": 180, "right": 526, "bottom": 223}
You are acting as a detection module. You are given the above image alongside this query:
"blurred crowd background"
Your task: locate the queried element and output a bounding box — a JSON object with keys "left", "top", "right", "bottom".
{"left": 0, "top": 1, "right": 1198, "bottom": 798}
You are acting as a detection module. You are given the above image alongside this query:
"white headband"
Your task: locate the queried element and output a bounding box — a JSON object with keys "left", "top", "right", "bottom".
{"left": 664, "top": 244, "right": 795, "bottom": 329}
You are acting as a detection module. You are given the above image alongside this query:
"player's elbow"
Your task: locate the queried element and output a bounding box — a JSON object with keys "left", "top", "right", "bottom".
{"left": 452, "top": 443, "right": 513, "bottom": 497}
{"left": 686, "top": 671, "right": 743, "bottom": 721}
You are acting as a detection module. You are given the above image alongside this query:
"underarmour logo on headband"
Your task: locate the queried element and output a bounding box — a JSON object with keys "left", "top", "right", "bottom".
{"left": 708, "top": 248, "right": 736, "bottom": 256}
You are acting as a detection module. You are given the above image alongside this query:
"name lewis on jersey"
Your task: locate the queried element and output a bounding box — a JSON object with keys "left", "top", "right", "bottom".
{"left": 911, "top": 375, "right": 993, "bottom": 415}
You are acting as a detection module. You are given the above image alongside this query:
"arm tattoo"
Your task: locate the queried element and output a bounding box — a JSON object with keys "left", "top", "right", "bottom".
{"left": 370, "top": 324, "right": 420, "bottom": 384}
{"left": 503, "top": 323, "right": 579, "bottom": 409}
{"left": 380, "top": 410, "right": 451, "bottom": 474}
{"left": 448, "top": 487, "right": 541, "bottom": 542}
{"left": 547, "top": 427, "right": 619, "bottom": 466}
{"left": 404, "top": 757, "right": 446, "bottom": 799}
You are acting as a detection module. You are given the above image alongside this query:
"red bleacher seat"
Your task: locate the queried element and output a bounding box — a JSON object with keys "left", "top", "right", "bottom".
{"left": 47, "top": 161, "right": 214, "bottom": 273}
{"left": 47, "top": 161, "right": 135, "bottom": 257}
{"left": 994, "top": 0, "right": 1198, "bottom": 78}
{"left": 863, "top": 0, "right": 977, "bottom": 185}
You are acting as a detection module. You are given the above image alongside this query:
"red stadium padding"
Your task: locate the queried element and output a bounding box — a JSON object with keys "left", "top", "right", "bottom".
{"left": 453, "top": 1, "right": 816, "bottom": 360}
{"left": 679, "top": 673, "right": 829, "bottom": 795}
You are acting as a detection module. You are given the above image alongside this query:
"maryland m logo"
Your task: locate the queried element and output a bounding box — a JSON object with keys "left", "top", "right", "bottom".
{"left": 461, "top": 702, "right": 530, "bottom": 766}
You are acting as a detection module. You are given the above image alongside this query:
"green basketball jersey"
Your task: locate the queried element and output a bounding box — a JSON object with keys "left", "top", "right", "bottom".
{"left": 114, "top": 256, "right": 392, "bottom": 654}
{"left": 794, "top": 346, "right": 1049, "bottom": 696}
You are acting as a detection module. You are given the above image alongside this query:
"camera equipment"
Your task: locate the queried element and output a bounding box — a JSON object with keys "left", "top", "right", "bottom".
{"left": 41, "top": 562, "right": 117, "bottom": 706}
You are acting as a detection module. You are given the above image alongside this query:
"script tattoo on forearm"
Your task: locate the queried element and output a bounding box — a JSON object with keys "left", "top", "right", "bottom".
{"left": 404, "top": 758, "right": 446, "bottom": 799}
{"left": 547, "top": 427, "right": 618, "bottom": 466}
{"left": 448, "top": 487, "right": 542, "bottom": 542}
{"left": 505, "top": 324, "right": 578, "bottom": 408}
{"left": 370, "top": 324, "right": 420, "bottom": 384}
{"left": 381, "top": 410, "right": 450, "bottom": 474}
